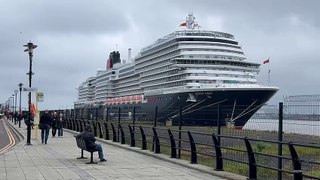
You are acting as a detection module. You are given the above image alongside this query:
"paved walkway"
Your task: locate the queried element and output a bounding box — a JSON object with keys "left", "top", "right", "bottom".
{"left": 0, "top": 119, "right": 245, "bottom": 180}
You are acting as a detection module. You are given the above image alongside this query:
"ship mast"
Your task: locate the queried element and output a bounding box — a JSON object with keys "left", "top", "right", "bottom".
{"left": 186, "top": 13, "right": 198, "bottom": 29}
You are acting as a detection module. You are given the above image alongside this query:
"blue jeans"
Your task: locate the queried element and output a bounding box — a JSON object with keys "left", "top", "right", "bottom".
{"left": 58, "top": 127, "right": 63, "bottom": 137}
{"left": 41, "top": 125, "right": 50, "bottom": 144}
{"left": 95, "top": 144, "right": 104, "bottom": 159}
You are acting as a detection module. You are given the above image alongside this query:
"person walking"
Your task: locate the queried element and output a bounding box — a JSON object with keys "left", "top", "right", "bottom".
{"left": 39, "top": 110, "right": 52, "bottom": 144}
{"left": 51, "top": 111, "right": 58, "bottom": 137}
{"left": 76, "top": 124, "right": 106, "bottom": 162}
{"left": 57, "top": 113, "right": 64, "bottom": 137}
{"left": 17, "top": 112, "right": 23, "bottom": 127}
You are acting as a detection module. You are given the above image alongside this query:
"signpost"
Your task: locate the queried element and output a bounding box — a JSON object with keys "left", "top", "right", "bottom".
{"left": 34, "top": 92, "right": 44, "bottom": 140}
{"left": 37, "top": 92, "right": 44, "bottom": 102}
{"left": 23, "top": 87, "right": 38, "bottom": 92}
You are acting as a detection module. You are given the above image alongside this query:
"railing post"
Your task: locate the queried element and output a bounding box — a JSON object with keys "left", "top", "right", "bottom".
{"left": 212, "top": 134, "right": 223, "bottom": 171}
{"left": 92, "top": 121, "right": 97, "bottom": 137}
{"left": 119, "top": 124, "right": 125, "bottom": 144}
{"left": 118, "top": 107, "right": 121, "bottom": 142}
{"left": 95, "top": 108, "right": 98, "bottom": 121}
{"left": 278, "top": 102, "right": 283, "bottom": 180}
{"left": 139, "top": 126, "right": 147, "bottom": 150}
{"left": 111, "top": 123, "right": 117, "bottom": 142}
{"left": 106, "top": 107, "right": 109, "bottom": 122}
{"left": 72, "top": 119, "right": 76, "bottom": 131}
{"left": 187, "top": 131, "right": 197, "bottom": 164}
{"left": 152, "top": 106, "right": 158, "bottom": 152}
{"left": 288, "top": 142, "right": 303, "bottom": 180}
{"left": 128, "top": 125, "right": 135, "bottom": 147}
{"left": 70, "top": 118, "right": 73, "bottom": 130}
{"left": 133, "top": 107, "right": 136, "bottom": 133}
{"left": 75, "top": 119, "right": 80, "bottom": 132}
{"left": 72, "top": 118, "right": 81, "bottom": 132}
{"left": 78, "top": 119, "right": 82, "bottom": 132}
{"left": 104, "top": 122, "right": 109, "bottom": 140}
{"left": 217, "top": 104, "right": 221, "bottom": 143}
{"left": 168, "top": 129, "right": 177, "bottom": 158}
{"left": 80, "top": 119, "right": 84, "bottom": 132}
{"left": 154, "top": 106, "right": 158, "bottom": 127}
{"left": 178, "top": 106, "right": 182, "bottom": 158}
{"left": 244, "top": 137, "right": 257, "bottom": 180}
{"left": 152, "top": 127, "right": 160, "bottom": 154}
{"left": 98, "top": 122, "right": 103, "bottom": 138}
{"left": 66, "top": 118, "right": 70, "bottom": 129}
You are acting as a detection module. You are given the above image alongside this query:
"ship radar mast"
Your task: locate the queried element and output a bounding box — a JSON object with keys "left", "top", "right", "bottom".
{"left": 181, "top": 13, "right": 199, "bottom": 29}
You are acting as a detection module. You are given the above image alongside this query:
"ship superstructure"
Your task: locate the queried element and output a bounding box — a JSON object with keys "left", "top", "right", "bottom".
{"left": 75, "top": 14, "right": 278, "bottom": 127}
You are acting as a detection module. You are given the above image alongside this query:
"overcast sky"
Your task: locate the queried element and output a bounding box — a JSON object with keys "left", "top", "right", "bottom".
{"left": 1, "top": 0, "right": 319, "bottom": 110}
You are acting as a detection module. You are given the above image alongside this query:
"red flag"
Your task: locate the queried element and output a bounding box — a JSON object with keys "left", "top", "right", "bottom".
{"left": 179, "top": 22, "right": 187, "bottom": 27}
{"left": 263, "top": 59, "right": 270, "bottom": 64}
{"left": 30, "top": 103, "right": 36, "bottom": 118}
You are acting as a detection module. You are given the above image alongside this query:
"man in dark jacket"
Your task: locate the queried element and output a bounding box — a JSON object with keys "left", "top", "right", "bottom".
{"left": 39, "top": 110, "right": 52, "bottom": 144}
{"left": 76, "top": 124, "right": 106, "bottom": 162}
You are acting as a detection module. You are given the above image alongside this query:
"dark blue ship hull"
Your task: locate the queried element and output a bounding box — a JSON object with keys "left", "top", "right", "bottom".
{"left": 103, "top": 88, "right": 278, "bottom": 128}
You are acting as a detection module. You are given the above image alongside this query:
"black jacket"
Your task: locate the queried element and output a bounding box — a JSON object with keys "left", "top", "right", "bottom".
{"left": 40, "top": 112, "right": 52, "bottom": 125}
{"left": 77, "top": 131, "right": 96, "bottom": 150}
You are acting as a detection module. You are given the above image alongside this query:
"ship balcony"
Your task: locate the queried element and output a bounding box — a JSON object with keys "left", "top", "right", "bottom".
{"left": 186, "top": 82, "right": 201, "bottom": 88}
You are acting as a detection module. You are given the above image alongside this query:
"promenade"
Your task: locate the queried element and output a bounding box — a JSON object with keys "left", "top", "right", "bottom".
{"left": 0, "top": 119, "right": 244, "bottom": 180}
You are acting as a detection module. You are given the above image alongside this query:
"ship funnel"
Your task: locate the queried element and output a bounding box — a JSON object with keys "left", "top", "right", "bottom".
{"left": 128, "top": 48, "right": 132, "bottom": 63}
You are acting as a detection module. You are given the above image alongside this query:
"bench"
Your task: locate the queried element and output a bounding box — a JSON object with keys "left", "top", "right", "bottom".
{"left": 75, "top": 135, "right": 98, "bottom": 164}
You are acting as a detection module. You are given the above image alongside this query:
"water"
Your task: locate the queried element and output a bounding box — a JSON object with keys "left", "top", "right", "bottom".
{"left": 243, "top": 119, "right": 320, "bottom": 136}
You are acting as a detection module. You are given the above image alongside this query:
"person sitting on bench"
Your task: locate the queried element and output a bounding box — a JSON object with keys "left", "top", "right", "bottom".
{"left": 76, "top": 124, "right": 107, "bottom": 162}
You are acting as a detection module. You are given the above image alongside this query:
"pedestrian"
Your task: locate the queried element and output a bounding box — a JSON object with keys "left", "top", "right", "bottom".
{"left": 51, "top": 111, "right": 58, "bottom": 137}
{"left": 76, "top": 124, "right": 106, "bottom": 162}
{"left": 13, "top": 111, "right": 18, "bottom": 124}
{"left": 57, "top": 113, "right": 64, "bottom": 137}
{"left": 17, "top": 112, "right": 23, "bottom": 127}
{"left": 39, "top": 110, "right": 52, "bottom": 144}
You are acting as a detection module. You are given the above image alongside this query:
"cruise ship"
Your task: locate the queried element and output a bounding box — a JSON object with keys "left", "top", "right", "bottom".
{"left": 75, "top": 14, "right": 279, "bottom": 128}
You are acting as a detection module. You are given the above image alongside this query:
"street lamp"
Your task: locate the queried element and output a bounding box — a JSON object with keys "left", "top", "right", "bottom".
{"left": 18, "top": 83, "right": 23, "bottom": 128}
{"left": 14, "top": 90, "right": 18, "bottom": 124}
{"left": 24, "top": 41, "right": 37, "bottom": 145}
{"left": 10, "top": 95, "right": 14, "bottom": 122}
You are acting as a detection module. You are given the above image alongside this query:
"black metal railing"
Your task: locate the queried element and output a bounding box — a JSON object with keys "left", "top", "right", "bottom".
{"left": 39, "top": 102, "right": 320, "bottom": 180}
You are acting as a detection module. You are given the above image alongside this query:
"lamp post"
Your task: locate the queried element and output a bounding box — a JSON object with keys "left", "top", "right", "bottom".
{"left": 24, "top": 41, "right": 37, "bottom": 145}
{"left": 14, "top": 90, "right": 18, "bottom": 124}
{"left": 18, "top": 83, "right": 23, "bottom": 127}
{"left": 10, "top": 95, "right": 14, "bottom": 122}
{"left": 5, "top": 99, "right": 9, "bottom": 112}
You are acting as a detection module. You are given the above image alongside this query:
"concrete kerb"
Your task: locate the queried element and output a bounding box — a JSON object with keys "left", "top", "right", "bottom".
{"left": 4, "top": 118, "right": 25, "bottom": 144}
{"left": 66, "top": 129, "right": 246, "bottom": 180}
{"left": 0, "top": 118, "right": 26, "bottom": 156}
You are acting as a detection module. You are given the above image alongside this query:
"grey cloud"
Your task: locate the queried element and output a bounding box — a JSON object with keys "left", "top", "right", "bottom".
{"left": 1, "top": 0, "right": 320, "bottom": 110}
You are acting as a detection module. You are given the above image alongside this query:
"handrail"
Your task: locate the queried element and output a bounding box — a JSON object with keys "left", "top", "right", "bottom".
{"left": 244, "top": 137, "right": 257, "bottom": 179}
{"left": 152, "top": 127, "right": 160, "bottom": 154}
{"left": 187, "top": 131, "right": 197, "bottom": 164}
{"left": 61, "top": 116, "right": 320, "bottom": 180}
{"left": 128, "top": 125, "right": 135, "bottom": 147}
{"left": 104, "top": 122, "right": 109, "bottom": 140}
{"left": 111, "top": 123, "right": 117, "bottom": 142}
{"left": 212, "top": 134, "right": 223, "bottom": 171}
{"left": 168, "top": 129, "right": 177, "bottom": 158}
{"left": 139, "top": 126, "right": 147, "bottom": 150}
{"left": 119, "top": 124, "right": 125, "bottom": 144}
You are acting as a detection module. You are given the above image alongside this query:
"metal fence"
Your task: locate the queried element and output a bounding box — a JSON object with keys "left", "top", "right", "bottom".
{"left": 50, "top": 97, "right": 320, "bottom": 180}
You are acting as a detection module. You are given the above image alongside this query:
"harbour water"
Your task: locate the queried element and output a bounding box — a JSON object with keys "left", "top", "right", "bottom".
{"left": 243, "top": 119, "right": 320, "bottom": 136}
